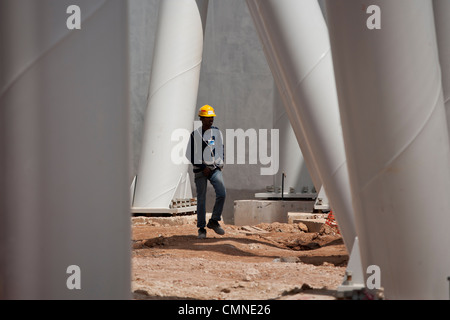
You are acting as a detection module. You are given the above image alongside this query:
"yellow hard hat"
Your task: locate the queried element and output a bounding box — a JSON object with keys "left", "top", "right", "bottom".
{"left": 198, "top": 105, "right": 216, "bottom": 117}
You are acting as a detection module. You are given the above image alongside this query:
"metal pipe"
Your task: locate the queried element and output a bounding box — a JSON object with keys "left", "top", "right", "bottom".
{"left": 133, "top": 0, "right": 207, "bottom": 211}
{"left": 0, "top": 0, "right": 130, "bottom": 299}
{"left": 326, "top": 0, "right": 450, "bottom": 299}
{"left": 254, "top": 11, "right": 323, "bottom": 195}
{"left": 246, "top": 0, "right": 357, "bottom": 252}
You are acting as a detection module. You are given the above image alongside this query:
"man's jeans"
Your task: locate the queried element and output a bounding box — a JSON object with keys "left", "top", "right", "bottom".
{"left": 195, "top": 169, "right": 226, "bottom": 229}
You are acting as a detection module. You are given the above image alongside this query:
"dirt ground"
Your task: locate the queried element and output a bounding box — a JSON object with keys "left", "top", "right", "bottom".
{"left": 130, "top": 214, "right": 355, "bottom": 300}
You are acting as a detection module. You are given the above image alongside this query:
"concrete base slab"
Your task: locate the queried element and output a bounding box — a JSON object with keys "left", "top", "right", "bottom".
{"left": 233, "top": 200, "right": 315, "bottom": 226}
{"left": 132, "top": 213, "right": 210, "bottom": 227}
{"left": 287, "top": 212, "right": 328, "bottom": 223}
{"left": 131, "top": 206, "right": 197, "bottom": 216}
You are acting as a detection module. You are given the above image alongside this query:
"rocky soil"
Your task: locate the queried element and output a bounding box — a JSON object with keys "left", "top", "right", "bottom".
{"left": 130, "top": 215, "right": 354, "bottom": 300}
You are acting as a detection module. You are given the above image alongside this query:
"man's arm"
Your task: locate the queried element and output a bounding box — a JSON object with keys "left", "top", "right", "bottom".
{"left": 186, "top": 131, "right": 206, "bottom": 171}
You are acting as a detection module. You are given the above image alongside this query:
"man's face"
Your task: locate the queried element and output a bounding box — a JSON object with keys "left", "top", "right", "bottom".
{"left": 200, "top": 116, "right": 214, "bottom": 129}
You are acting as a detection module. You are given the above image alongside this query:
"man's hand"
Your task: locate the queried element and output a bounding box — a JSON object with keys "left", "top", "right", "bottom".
{"left": 203, "top": 167, "right": 212, "bottom": 177}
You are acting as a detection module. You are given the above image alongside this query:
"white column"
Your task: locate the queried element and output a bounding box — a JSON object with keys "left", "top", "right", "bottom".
{"left": 0, "top": 0, "right": 130, "bottom": 299}
{"left": 326, "top": 0, "right": 450, "bottom": 299}
{"left": 133, "top": 0, "right": 207, "bottom": 211}
{"left": 273, "top": 100, "right": 317, "bottom": 195}
{"left": 246, "top": 0, "right": 357, "bottom": 252}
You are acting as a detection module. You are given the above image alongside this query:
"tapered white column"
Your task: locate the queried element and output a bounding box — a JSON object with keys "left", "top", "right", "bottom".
{"left": 273, "top": 101, "right": 317, "bottom": 195}
{"left": 246, "top": 0, "right": 357, "bottom": 252}
{"left": 326, "top": 0, "right": 450, "bottom": 299}
{"left": 0, "top": 0, "right": 130, "bottom": 299}
{"left": 133, "top": 0, "right": 207, "bottom": 211}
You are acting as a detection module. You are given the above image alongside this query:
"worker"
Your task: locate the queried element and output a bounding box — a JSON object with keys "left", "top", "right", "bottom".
{"left": 186, "top": 105, "right": 226, "bottom": 239}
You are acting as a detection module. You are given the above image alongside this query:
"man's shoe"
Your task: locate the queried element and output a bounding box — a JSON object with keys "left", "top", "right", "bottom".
{"left": 207, "top": 219, "right": 225, "bottom": 235}
{"left": 198, "top": 228, "right": 207, "bottom": 239}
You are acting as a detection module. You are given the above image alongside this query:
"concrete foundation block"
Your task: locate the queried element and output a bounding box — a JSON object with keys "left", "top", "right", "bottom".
{"left": 293, "top": 218, "right": 327, "bottom": 233}
{"left": 287, "top": 212, "right": 327, "bottom": 223}
{"left": 233, "top": 200, "right": 313, "bottom": 226}
{"left": 287, "top": 212, "right": 328, "bottom": 233}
